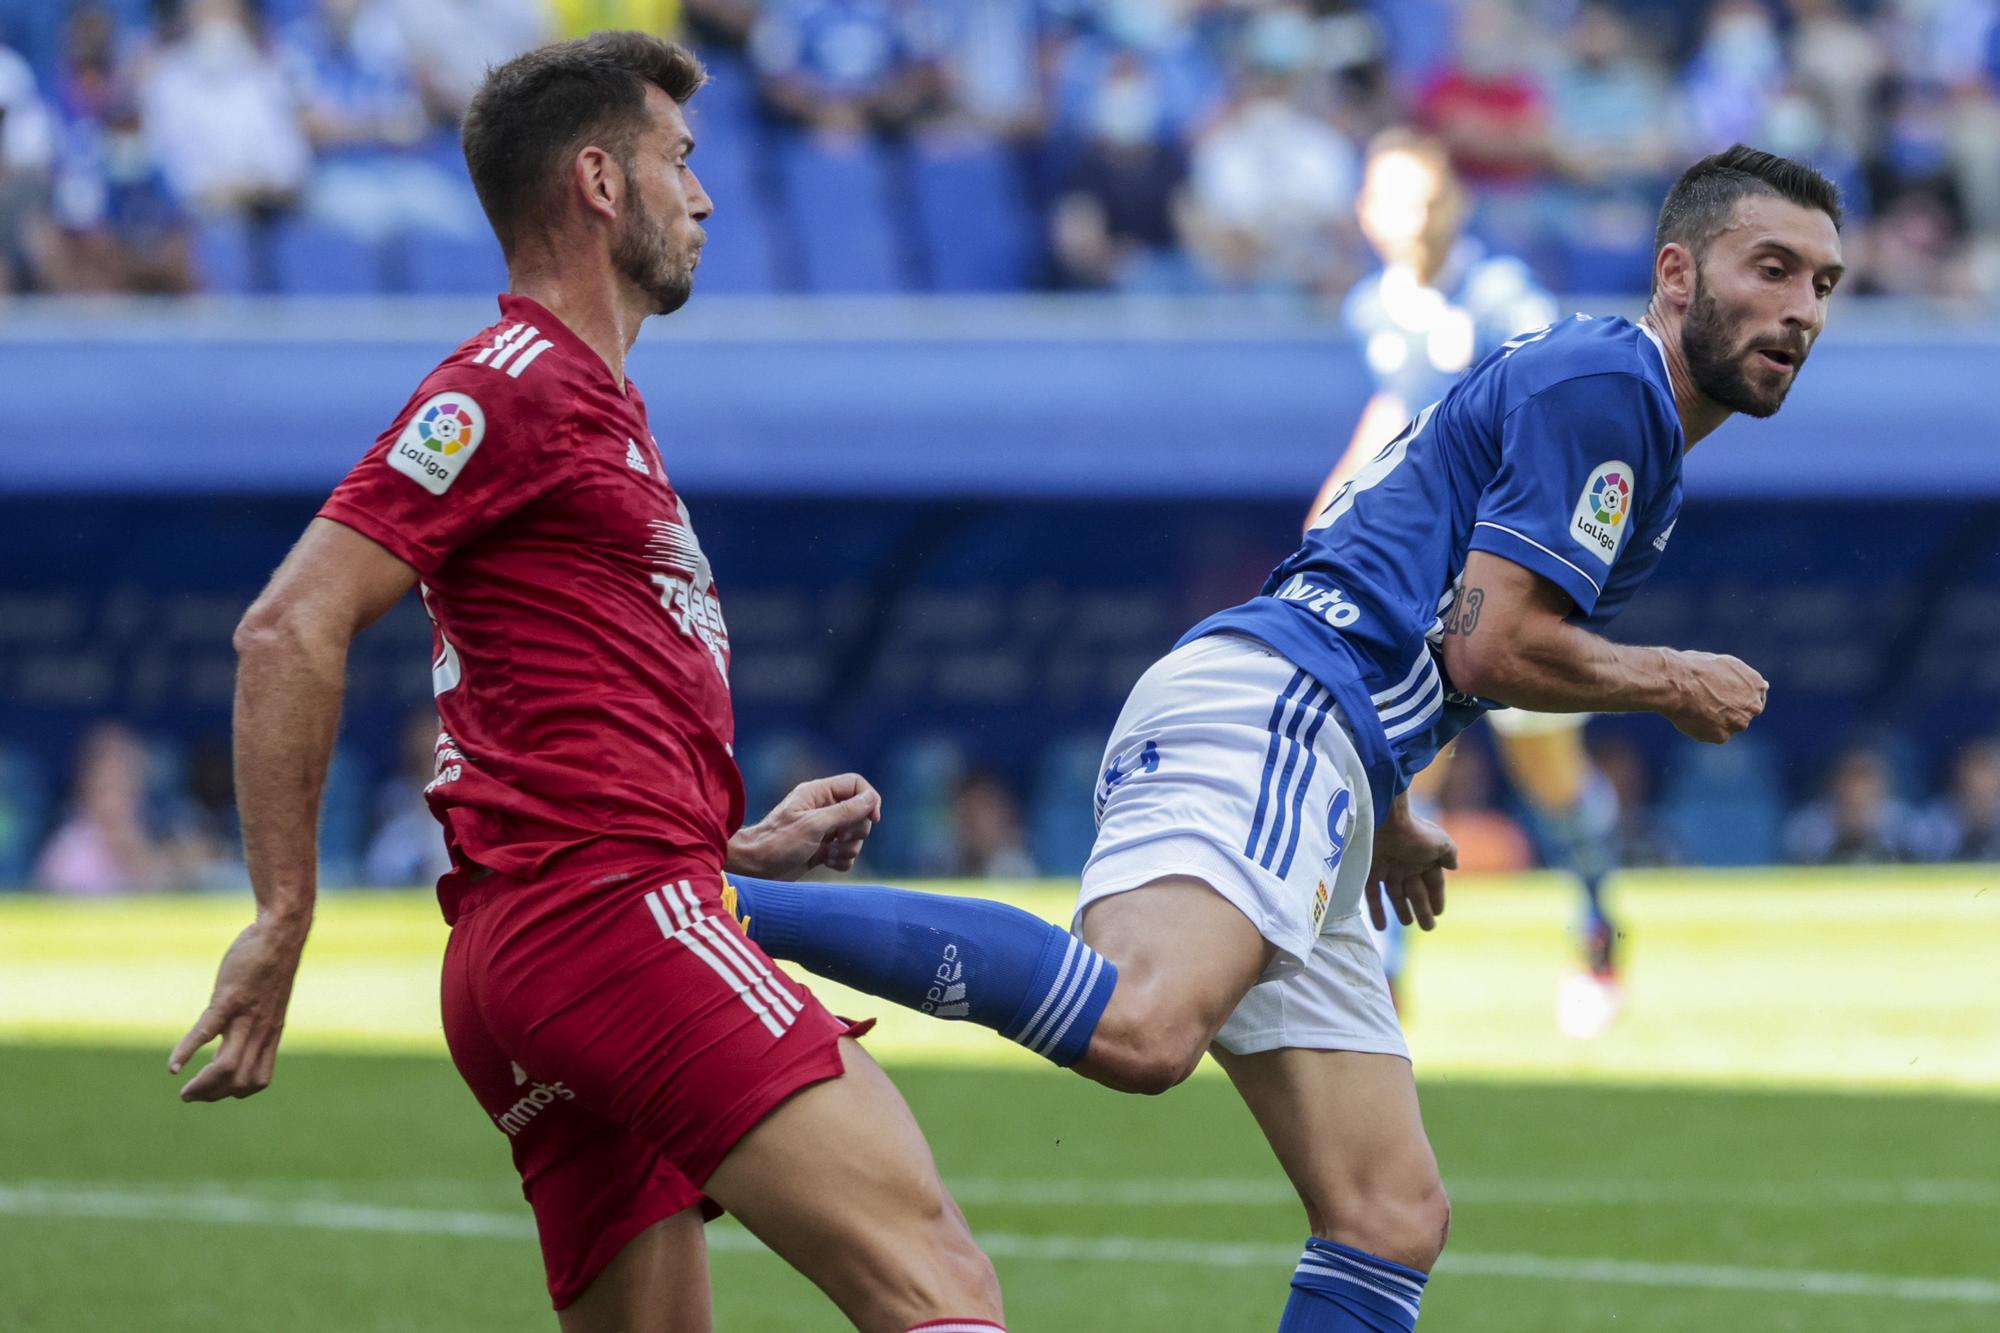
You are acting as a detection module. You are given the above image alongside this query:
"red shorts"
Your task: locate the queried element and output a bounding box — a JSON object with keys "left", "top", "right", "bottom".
{"left": 440, "top": 853, "right": 860, "bottom": 1309}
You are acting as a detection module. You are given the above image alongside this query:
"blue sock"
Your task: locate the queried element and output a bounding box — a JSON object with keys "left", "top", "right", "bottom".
{"left": 1281, "top": 1239, "right": 1428, "bottom": 1331}
{"left": 725, "top": 875, "right": 1117, "bottom": 1068}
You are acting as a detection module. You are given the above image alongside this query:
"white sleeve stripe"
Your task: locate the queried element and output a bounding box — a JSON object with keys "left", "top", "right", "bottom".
{"left": 485, "top": 324, "right": 540, "bottom": 371}
{"left": 1472, "top": 522, "right": 1604, "bottom": 594}
{"left": 1381, "top": 679, "right": 1446, "bottom": 740}
{"left": 504, "top": 339, "right": 555, "bottom": 379}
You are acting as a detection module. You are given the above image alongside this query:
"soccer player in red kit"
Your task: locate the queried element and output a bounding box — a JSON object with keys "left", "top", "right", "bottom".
{"left": 168, "top": 32, "right": 1005, "bottom": 1333}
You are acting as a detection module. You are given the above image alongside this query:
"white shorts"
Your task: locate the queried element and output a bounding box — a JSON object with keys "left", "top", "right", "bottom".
{"left": 1077, "top": 633, "right": 1406, "bottom": 1060}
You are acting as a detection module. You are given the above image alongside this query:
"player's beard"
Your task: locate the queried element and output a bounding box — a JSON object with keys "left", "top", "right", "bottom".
{"left": 613, "top": 190, "right": 696, "bottom": 317}
{"left": 1680, "top": 269, "right": 1794, "bottom": 419}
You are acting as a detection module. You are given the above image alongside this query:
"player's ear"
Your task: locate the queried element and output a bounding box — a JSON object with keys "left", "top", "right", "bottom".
{"left": 1654, "top": 241, "right": 1695, "bottom": 310}
{"left": 573, "top": 144, "right": 622, "bottom": 225}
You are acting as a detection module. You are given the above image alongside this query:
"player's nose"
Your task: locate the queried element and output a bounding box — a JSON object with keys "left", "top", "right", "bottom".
{"left": 687, "top": 168, "right": 714, "bottom": 223}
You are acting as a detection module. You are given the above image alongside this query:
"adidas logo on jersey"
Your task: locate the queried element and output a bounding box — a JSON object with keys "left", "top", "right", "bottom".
{"left": 625, "top": 438, "right": 651, "bottom": 476}
{"left": 471, "top": 322, "right": 555, "bottom": 379}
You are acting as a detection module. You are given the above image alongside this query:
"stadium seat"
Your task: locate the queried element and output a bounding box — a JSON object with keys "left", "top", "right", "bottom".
{"left": 1658, "top": 738, "right": 1785, "bottom": 866}
{"left": 0, "top": 743, "right": 50, "bottom": 890}
{"left": 909, "top": 134, "right": 1035, "bottom": 293}
{"left": 403, "top": 231, "right": 509, "bottom": 295}
{"left": 319, "top": 744, "right": 370, "bottom": 888}
{"left": 193, "top": 218, "right": 258, "bottom": 294}
{"left": 775, "top": 131, "right": 908, "bottom": 293}
{"left": 274, "top": 219, "right": 386, "bottom": 295}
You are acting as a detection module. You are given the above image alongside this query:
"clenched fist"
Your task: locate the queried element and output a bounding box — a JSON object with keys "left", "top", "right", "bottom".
{"left": 1666, "top": 650, "right": 1767, "bottom": 744}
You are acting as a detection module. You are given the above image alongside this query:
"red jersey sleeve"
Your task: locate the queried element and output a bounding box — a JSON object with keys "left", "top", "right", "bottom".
{"left": 319, "top": 367, "right": 573, "bottom": 576}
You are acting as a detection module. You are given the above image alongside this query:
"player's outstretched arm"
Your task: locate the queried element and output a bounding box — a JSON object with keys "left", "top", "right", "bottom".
{"left": 171, "top": 519, "right": 418, "bottom": 1101}
{"left": 1440, "top": 550, "right": 1766, "bottom": 744}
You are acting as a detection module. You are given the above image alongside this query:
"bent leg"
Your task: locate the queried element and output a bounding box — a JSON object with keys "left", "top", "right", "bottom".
{"left": 1072, "top": 875, "right": 1274, "bottom": 1094}
{"left": 702, "top": 1037, "right": 1004, "bottom": 1333}
{"left": 1215, "top": 1046, "right": 1448, "bottom": 1268}
{"left": 559, "top": 1209, "right": 713, "bottom": 1333}
{"left": 1216, "top": 1045, "right": 1447, "bottom": 1329}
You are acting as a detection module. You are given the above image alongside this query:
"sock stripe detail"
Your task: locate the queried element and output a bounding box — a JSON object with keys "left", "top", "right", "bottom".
{"left": 1294, "top": 1258, "right": 1423, "bottom": 1322}
{"left": 1303, "top": 1240, "right": 1429, "bottom": 1293}
{"left": 1014, "top": 934, "right": 1082, "bottom": 1050}
{"left": 1035, "top": 950, "right": 1105, "bottom": 1057}
{"left": 904, "top": 1322, "right": 1006, "bottom": 1332}
{"left": 1297, "top": 1251, "right": 1426, "bottom": 1302}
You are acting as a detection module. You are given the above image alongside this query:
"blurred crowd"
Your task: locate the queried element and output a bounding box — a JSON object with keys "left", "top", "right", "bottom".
{"left": 3, "top": 717, "right": 1997, "bottom": 894}
{"left": 0, "top": 0, "right": 1997, "bottom": 300}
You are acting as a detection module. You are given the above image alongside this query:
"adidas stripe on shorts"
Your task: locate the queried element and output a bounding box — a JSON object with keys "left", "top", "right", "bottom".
{"left": 1077, "top": 631, "right": 1407, "bottom": 1059}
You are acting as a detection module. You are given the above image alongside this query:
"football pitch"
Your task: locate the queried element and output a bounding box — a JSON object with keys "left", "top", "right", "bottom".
{"left": 4, "top": 870, "right": 1996, "bottom": 1331}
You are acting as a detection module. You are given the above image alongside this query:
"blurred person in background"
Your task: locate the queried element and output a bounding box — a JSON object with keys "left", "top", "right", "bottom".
{"left": 918, "top": 0, "right": 1048, "bottom": 141}
{"left": 750, "top": 0, "right": 943, "bottom": 136}
{"left": 0, "top": 36, "right": 57, "bottom": 292}
{"left": 951, "top": 770, "right": 1037, "bottom": 879}
{"left": 363, "top": 710, "right": 454, "bottom": 888}
{"left": 1547, "top": 1, "right": 1680, "bottom": 283}
{"left": 1588, "top": 732, "right": 1680, "bottom": 867}
{"left": 1415, "top": 0, "right": 1553, "bottom": 189}
{"left": 140, "top": 0, "right": 311, "bottom": 220}
{"left": 1310, "top": 130, "right": 1629, "bottom": 1032}
{"left": 1912, "top": 738, "right": 2000, "bottom": 862}
{"left": 34, "top": 722, "right": 173, "bottom": 896}
{"left": 1432, "top": 742, "right": 1532, "bottom": 875}
{"left": 1679, "top": 0, "right": 1786, "bottom": 153}
{"left": 1047, "top": 0, "right": 1223, "bottom": 151}
{"left": 1179, "top": 3, "right": 1361, "bottom": 296}
{"left": 41, "top": 6, "right": 193, "bottom": 292}
{"left": 387, "top": 0, "right": 553, "bottom": 127}
{"left": 1783, "top": 745, "right": 1918, "bottom": 864}
{"left": 165, "top": 736, "right": 250, "bottom": 892}
{"left": 281, "top": 0, "right": 484, "bottom": 244}
{"left": 1049, "top": 45, "right": 1189, "bottom": 289}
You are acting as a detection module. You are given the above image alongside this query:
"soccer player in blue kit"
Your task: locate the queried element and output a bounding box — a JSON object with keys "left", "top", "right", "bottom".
{"left": 727, "top": 145, "right": 1845, "bottom": 1330}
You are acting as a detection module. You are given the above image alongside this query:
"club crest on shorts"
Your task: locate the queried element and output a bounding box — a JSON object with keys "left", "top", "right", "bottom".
{"left": 1095, "top": 739, "right": 1161, "bottom": 822}
{"left": 1323, "top": 786, "right": 1355, "bottom": 875}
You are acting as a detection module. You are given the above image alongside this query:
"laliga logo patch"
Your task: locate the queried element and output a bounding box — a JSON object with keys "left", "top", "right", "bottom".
{"left": 1569, "top": 459, "right": 1634, "bottom": 565}
{"left": 389, "top": 393, "right": 487, "bottom": 495}
{"left": 1322, "top": 786, "right": 1355, "bottom": 874}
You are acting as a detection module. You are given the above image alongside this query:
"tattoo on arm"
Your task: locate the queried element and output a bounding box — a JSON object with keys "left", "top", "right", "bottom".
{"left": 1447, "top": 586, "right": 1485, "bottom": 636}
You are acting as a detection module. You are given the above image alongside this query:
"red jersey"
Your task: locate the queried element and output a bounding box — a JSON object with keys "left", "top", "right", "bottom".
{"left": 321, "top": 294, "right": 740, "bottom": 920}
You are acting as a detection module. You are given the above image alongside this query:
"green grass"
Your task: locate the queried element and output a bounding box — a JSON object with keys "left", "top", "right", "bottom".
{"left": 3, "top": 871, "right": 1996, "bottom": 1329}
{"left": 4, "top": 1049, "right": 1996, "bottom": 1331}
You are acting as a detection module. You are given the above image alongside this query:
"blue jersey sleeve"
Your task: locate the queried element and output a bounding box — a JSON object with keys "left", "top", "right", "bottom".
{"left": 1467, "top": 372, "right": 1672, "bottom": 615}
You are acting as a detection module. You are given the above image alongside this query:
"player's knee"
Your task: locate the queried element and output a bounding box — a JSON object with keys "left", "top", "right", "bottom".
{"left": 867, "top": 1194, "right": 1002, "bottom": 1327}
{"left": 1313, "top": 1174, "right": 1451, "bottom": 1274}
{"left": 1080, "top": 989, "right": 1207, "bottom": 1095}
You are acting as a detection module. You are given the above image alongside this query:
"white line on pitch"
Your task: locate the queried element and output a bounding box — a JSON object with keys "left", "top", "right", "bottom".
{"left": 1, "top": 1184, "right": 1995, "bottom": 1307}
{"left": 944, "top": 1176, "right": 2000, "bottom": 1209}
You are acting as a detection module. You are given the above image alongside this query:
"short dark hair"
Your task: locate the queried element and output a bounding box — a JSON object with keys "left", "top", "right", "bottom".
{"left": 1653, "top": 144, "right": 1843, "bottom": 284}
{"left": 462, "top": 31, "right": 707, "bottom": 257}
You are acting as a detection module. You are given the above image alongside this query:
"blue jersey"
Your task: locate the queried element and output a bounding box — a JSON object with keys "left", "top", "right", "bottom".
{"left": 1183, "top": 314, "right": 1685, "bottom": 818}
{"left": 1342, "top": 240, "right": 1559, "bottom": 413}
